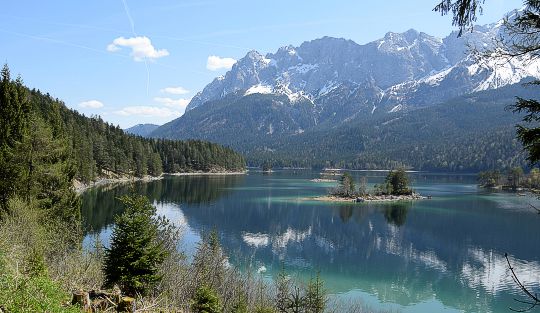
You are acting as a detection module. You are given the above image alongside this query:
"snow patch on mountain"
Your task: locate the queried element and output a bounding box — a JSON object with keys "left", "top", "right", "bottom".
{"left": 388, "top": 104, "right": 403, "bottom": 113}
{"left": 473, "top": 57, "right": 540, "bottom": 91}
{"left": 245, "top": 84, "right": 273, "bottom": 95}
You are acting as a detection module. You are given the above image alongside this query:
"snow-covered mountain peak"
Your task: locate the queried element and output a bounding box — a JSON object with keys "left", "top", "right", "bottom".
{"left": 185, "top": 10, "right": 540, "bottom": 114}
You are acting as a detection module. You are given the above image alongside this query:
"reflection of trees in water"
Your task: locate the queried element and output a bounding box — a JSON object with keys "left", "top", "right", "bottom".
{"left": 143, "top": 175, "right": 245, "bottom": 205}
{"left": 81, "top": 185, "right": 129, "bottom": 233}
{"left": 81, "top": 175, "right": 244, "bottom": 234}
{"left": 335, "top": 202, "right": 411, "bottom": 227}
{"left": 383, "top": 203, "right": 410, "bottom": 227}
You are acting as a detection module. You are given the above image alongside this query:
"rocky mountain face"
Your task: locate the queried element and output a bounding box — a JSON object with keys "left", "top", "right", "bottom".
{"left": 150, "top": 10, "right": 539, "bottom": 170}
{"left": 184, "top": 11, "right": 538, "bottom": 118}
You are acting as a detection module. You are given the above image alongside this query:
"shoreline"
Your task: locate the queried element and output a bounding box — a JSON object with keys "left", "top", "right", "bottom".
{"left": 310, "top": 178, "right": 337, "bottom": 182}
{"left": 74, "top": 175, "right": 164, "bottom": 194}
{"left": 166, "top": 170, "right": 247, "bottom": 176}
{"left": 74, "top": 170, "right": 248, "bottom": 193}
{"left": 301, "top": 194, "right": 427, "bottom": 203}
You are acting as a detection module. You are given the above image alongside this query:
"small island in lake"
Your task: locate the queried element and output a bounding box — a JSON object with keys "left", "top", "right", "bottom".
{"left": 308, "top": 169, "right": 428, "bottom": 203}
{"left": 478, "top": 167, "right": 540, "bottom": 194}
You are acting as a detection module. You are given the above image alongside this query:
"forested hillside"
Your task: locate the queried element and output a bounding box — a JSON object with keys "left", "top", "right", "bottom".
{"left": 30, "top": 88, "right": 245, "bottom": 183}
{"left": 151, "top": 82, "right": 532, "bottom": 172}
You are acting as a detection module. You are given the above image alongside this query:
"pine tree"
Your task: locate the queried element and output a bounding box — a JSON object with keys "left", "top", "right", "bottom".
{"left": 275, "top": 265, "right": 290, "bottom": 313}
{"left": 305, "top": 272, "right": 326, "bottom": 313}
{"left": 191, "top": 284, "right": 222, "bottom": 313}
{"left": 0, "top": 64, "right": 29, "bottom": 209}
{"left": 103, "top": 194, "right": 168, "bottom": 296}
{"left": 385, "top": 169, "right": 411, "bottom": 195}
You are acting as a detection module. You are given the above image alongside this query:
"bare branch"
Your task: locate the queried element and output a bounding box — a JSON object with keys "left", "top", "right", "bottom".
{"left": 505, "top": 253, "right": 540, "bottom": 312}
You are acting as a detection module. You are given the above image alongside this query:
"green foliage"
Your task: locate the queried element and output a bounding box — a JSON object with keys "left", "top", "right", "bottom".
{"left": 275, "top": 266, "right": 290, "bottom": 313}
{"left": 153, "top": 82, "right": 532, "bottom": 172}
{"left": 255, "top": 307, "right": 277, "bottom": 313}
{"left": 191, "top": 284, "right": 222, "bottom": 313}
{"left": 231, "top": 294, "right": 248, "bottom": 313}
{"left": 384, "top": 169, "right": 412, "bottom": 195}
{"left": 275, "top": 266, "right": 327, "bottom": 313}
{"left": 23, "top": 85, "right": 245, "bottom": 183}
{"left": 477, "top": 167, "right": 540, "bottom": 190}
{"left": 0, "top": 64, "right": 80, "bottom": 239}
{"left": 103, "top": 194, "right": 169, "bottom": 296}
{"left": 192, "top": 230, "right": 227, "bottom": 290}
{"left": 525, "top": 167, "right": 540, "bottom": 188}
{"left": 0, "top": 64, "right": 30, "bottom": 209}
{"left": 0, "top": 255, "right": 79, "bottom": 313}
{"left": 477, "top": 170, "right": 502, "bottom": 187}
{"left": 507, "top": 167, "right": 525, "bottom": 189}
{"left": 332, "top": 172, "right": 356, "bottom": 197}
{"left": 305, "top": 273, "right": 327, "bottom": 313}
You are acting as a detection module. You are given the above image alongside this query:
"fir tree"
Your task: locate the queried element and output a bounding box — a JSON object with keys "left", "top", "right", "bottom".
{"left": 385, "top": 169, "right": 411, "bottom": 195}
{"left": 0, "top": 64, "right": 29, "bottom": 209}
{"left": 305, "top": 272, "right": 326, "bottom": 313}
{"left": 191, "top": 284, "right": 222, "bottom": 313}
{"left": 103, "top": 194, "right": 168, "bottom": 296}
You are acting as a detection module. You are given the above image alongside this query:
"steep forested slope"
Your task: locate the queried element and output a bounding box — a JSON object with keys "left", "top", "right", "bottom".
{"left": 30, "top": 89, "right": 245, "bottom": 184}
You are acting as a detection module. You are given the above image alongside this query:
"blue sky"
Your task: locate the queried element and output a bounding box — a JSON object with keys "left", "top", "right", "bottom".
{"left": 1, "top": 0, "right": 519, "bottom": 128}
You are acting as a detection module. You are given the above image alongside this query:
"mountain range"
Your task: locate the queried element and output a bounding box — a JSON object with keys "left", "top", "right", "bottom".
{"left": 149, "top": 10, "right": 539, "bottom": 171}
{"left": 126, "top": 123, "right": 160, "bottom": 137}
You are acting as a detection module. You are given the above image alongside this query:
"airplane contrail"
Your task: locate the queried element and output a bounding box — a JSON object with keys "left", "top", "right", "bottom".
{"left": 121, "top": 0, "right": 150, "bottom": 96}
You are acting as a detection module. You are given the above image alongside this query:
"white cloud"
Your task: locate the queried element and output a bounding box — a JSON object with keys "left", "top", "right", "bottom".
{"left": 153, "top": 97, "right": 191, "bottom": 110}
{"left": 207, "top": 55, "right": 236, "bottom": 71}
{"left": 107, "top": 36, "right": 169, "bottom": 61}
{"left": 114, "top": 106, "right": 180, "bottom": 118}
{"left": 160, "top": 86, "right": 190, "bottom": 95}
{"left": 79, "top": 100, "right": 104, "bottom": 109}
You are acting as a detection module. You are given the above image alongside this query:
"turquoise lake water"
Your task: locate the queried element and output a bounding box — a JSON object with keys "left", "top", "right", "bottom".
{"left": 81, "top": 170, "right": 540, "bottom": 313}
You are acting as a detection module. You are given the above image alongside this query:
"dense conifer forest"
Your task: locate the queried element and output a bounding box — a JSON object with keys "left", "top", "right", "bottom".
{"left": 29, "top": 85, "right": 245, "bottom": 183}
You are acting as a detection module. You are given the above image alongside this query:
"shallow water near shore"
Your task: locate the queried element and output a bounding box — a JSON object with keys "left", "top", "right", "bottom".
{"left": 81, "top": 170, "right": 540, "bottom": 313}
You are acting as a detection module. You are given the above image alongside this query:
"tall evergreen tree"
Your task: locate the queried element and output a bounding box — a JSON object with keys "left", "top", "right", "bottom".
{"left": 0, "top": 64, "right": 29, "bottom": 209}
{"left": 103, "top": 194, "right": 168, "bottom": 296}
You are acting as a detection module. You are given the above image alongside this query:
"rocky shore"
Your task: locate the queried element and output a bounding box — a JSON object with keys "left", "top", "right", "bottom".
{"left": 310, "top": 178, "right": 337, "bottom": 182}
{"left": 74, "top": 170, "right": 248, "bottom": 193}
{"left": 304, "top": 193, "right": 428, "bottom": 203}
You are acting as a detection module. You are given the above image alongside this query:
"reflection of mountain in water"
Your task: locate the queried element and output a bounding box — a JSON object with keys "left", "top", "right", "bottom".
{"left": 177, "top": 182, "right": 540, "bottom": 313}
{"left": 83, "top": 172, "right": 540, "bottom": 313}
{"left": 81, "top": 175, "right": 245, "bottom": 233}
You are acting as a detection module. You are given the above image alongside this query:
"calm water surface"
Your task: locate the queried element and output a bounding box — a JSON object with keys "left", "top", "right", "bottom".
{"left": 81, "top": 171, "right": 540, "bottom": 313}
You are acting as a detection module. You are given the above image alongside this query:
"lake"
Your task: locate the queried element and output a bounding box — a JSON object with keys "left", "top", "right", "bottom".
{"left": 81, "top": 170, "right": 540, "bottom": 313}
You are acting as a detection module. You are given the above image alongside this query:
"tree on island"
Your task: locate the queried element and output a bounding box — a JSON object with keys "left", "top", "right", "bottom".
{"left": 384, "top": 169, "right": 412, "bottom": 196}
{"left": 261, "top": 162, "right": 272, "bottom": 173}
{"left": 332, "top": 172, "right": 356, "bottom": 197}
{"left": 478, "top": 170, "right": 502, "bottom": 188}
{"left": 358, "top": 176, "right": 368, "bottom": 196}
